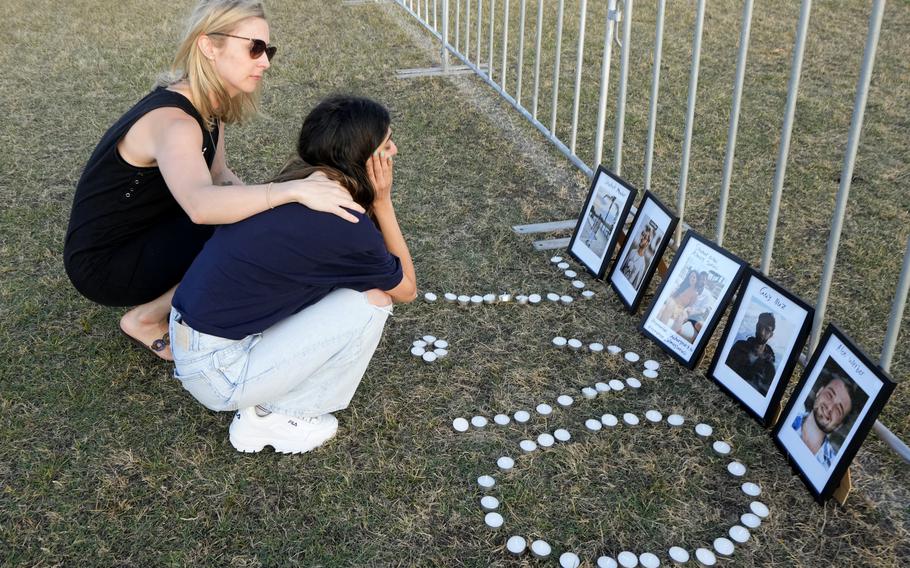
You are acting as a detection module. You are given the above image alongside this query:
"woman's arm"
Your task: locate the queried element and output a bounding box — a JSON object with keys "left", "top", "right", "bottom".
{"left": 148, "top": 109, "right": 364, "bottom": 225}
{"left": 209, "top": 121, "right": 244, "bottom": 187}
{"left": 367, "top": 153, "right": 416, "bottom": 303}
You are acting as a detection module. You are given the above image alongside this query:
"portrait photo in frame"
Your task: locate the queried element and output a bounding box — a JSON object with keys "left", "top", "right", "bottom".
{"left": 707, "top": 269, "right": 814, "bottom": 427}
{"left": 773, "top": 325, "right": 896, "bottom": 502}
{"left": 567, "top": 165, "right": 637, "bottom": 279}
{"left": 639, "top": 231, "right": 747, "bottom": 368}
{"left": 607, "top": 191, "right": 678, "bottom": 312}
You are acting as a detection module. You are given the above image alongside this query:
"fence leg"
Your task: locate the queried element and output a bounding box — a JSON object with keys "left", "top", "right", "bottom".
{"left": 613, "top": 0, "right": 633, "bottom": 176}
{"left": 674, "top": 0, "right": 706, "bottom": 244}
{"left": 643, "top": 0, "right": 666, "bottom": 191}
{"left": 716, "top": 0, "right": 754, "bottom": 246}
{"left": 593, "top": 0, "right": 618, "bottom": 169}
{"left": 808, "top": 0, "right": 883, "bottom": 352}
{"left": 760, "top": 0, "right": 812, "bottom": 273}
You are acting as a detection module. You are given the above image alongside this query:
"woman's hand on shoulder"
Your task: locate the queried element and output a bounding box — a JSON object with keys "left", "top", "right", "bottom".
{"left": 284, "top": 172, "right": 365, "bottom": 223}
{"left": 367, "top": 151, "right": 394, "bottom": 206}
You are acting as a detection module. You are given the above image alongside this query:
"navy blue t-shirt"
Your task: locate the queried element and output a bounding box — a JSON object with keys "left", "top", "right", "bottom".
{"left": 172, "top": 204, "right": 403, "bottom": 339}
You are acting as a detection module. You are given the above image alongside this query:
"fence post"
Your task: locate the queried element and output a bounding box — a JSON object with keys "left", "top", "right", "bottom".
{"left": 809, "top": 0, "right": 884, "bottom": 352}
{"left": 716, "top": 0, "right": 754, "bottom": 246}
{"left": 593, "top": 0, "right": 618, "bottom": 169}
{"left": 455, "top": 0, "right": 460, "bottom": 52}
{"left": 674, "top": 0, "right": 706, "bottom": 244}
{"left": 613, "top": 0, "right": 633, "bottom": 176}
{"left": 569, "top": 0, "right": 589, "bottom": 153}
{"left": 876, "top": 233, "right": 910, "bottom": 462}
{"left": 643, "top": 0, "right": 666, "bottom": 191}
{"left": 516, "top": 0, "right": 527, "bottom": 104}
{"left": 501, "top": 0, "right": 510, "bottom": 92}
{"left": 761, "top": 0, "right": 812, "bottom": 273}
{"left": 465, "top": 0, "right": 471, "bottom": 59}
{"left": 488, "top": 0, "right": 496, "bottom": 80}
{"left": 531, "top": 0, "right": 544, "bottom": 119}
{"left": 477, "top": 0, "right": 483, "bottom": 64}
{"left": 549, "top": 0, "right": 566, "bottom": 134}
{"left": 442, "top": 0, "right": 450, "bottom": 72}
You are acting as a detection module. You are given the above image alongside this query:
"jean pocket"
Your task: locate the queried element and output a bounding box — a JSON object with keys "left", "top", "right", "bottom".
{"left": 173, "top": 367, "right": 235, "bottom": 411}
{"left": 211, "top": 336, "right": 258, "bottom": 385}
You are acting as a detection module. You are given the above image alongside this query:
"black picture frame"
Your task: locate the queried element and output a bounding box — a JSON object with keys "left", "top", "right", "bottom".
{"left": 772, "top": 324, "right": 896, "bottom": 503}
{"left": 567, "top": 165, "right": 638, "bottom": 279}
{"left": 639, "top": 230, "right": 747, "bottom": 369}
{"left": 607, "top": 191, "right": 679, "bottom": 312}
{"left": 706, "top": 269, "right": 814, "bottom": 427}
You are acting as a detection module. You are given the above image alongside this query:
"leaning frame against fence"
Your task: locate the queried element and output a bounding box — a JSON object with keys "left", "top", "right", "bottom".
{"left": 390, "top": 0, "right": 909, "bottom": 462}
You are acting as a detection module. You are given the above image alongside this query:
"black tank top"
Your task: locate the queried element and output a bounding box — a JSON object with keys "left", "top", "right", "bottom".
{"left": 64, "top": 87, "right": 219, "bottom": 270}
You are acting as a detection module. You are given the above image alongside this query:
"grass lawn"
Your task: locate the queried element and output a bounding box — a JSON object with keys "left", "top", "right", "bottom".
{"left": 1, "top": 0, "right": 907, "bottom": 565}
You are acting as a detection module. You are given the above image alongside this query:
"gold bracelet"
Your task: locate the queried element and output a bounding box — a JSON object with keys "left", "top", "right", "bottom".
{"left": 266, "top": 182, "right": 274, "bottom": 209}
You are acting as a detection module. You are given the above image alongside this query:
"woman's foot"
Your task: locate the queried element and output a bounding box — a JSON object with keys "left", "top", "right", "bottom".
{"left": 119, "top": 308, "right": 173, "bottom": 361}
{"left": 229, "top": 407, "right": 338, "bottom": 454}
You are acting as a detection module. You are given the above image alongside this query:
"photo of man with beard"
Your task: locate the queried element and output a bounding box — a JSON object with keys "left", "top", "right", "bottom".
{"left": 791, "top": 360, "right": 868, "bottom": 470}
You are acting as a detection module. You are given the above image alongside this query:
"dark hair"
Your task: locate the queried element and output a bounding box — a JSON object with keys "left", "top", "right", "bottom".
{"left": 757, "top": 312, "right": 776, "bottom": 330}
{"left": 271, "top": 95, "right": 391, "bottom": 215}
{"left": 671, "top": 270, "right": 699, "bottom": 298}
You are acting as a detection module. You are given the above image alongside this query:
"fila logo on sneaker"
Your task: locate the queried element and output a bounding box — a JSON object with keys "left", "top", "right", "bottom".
{"left": 235, "top": 412, "right": 241, "bottom": 419}
{"left": 288, "top": 420, "right": 298, "bottom": 427}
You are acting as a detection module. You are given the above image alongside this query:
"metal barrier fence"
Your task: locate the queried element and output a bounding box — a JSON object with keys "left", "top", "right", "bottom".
{"left": 390, "top": 0, "right": 909, "bottom": 462}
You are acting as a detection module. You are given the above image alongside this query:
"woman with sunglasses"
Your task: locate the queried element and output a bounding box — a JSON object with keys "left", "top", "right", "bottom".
{"left": 64, "top": 0, "right": 361, "bottom": 361}
{"left": 170, "top": 95, "right": 415, "bottom": 454}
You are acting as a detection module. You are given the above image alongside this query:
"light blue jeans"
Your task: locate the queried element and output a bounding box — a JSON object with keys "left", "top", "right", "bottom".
{"left": 169, "top": 288, "right": 392, "bottom": 418}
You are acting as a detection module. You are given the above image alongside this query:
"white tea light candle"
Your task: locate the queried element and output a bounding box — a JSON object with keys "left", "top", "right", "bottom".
{"left": 729, "top": 525, "right": 750, "bottom": 544}
{"left": 506, "top": 535, "right": 527, "bottom": 555}
{"left": 559, "top": 552, "right": 581, "bottom": 568}
{"left": 617, "top": 551, "right": 638, "bottom": 568}
{"left": 480, "top": 495, "right": 499, "bottom": 511}
{"left": 712, "top": 441, "right": 732, "bottom": 456}
{"left": 477, "top": 475, "right": 495, "bottom": 489}
{"left": 484, "top": 512, "right": 504, "bottom": 529}
{"left": 530, "top": 540, "right": 551, "bottom": 558}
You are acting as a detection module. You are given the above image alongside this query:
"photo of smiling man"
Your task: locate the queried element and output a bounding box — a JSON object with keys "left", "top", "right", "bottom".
{"left": 792, "top": 359, "right": 868, "bottom": 470}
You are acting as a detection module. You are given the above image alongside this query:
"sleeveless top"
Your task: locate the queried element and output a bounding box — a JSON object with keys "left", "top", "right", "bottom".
{"left": 63, "top": 87, "right": 219, "bottom": 278}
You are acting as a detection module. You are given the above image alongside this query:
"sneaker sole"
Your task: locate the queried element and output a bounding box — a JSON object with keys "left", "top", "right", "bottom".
{"left": 230, "top": 429, "right": 338, "bottom": 455}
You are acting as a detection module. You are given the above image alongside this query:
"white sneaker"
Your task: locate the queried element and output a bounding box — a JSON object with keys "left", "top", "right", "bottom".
{"left": 229, "top": 407, "right": 339, "bottom": 454}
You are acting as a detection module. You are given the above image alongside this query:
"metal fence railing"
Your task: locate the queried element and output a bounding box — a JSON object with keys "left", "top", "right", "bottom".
{"left": 389, "top": 0, "right": 908, "bottom": 462}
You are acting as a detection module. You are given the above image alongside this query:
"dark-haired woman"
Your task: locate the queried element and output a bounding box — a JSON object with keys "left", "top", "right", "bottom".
{"left": 657, "top": 269, "right": 702, "bottom": 326}
{"left": 63, "top": 1, "right": 361, "bottom": 361}
{"left": 169, "top": 96, "right": 416, "bottom": 454}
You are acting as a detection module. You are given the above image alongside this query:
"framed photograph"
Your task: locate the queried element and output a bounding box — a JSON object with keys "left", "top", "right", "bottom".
{"left": 639, "top": 230, "right": 747, "bottom": 368}
{"left": 607, "top": 191, "right": 678, "bottom": 312}
{"left": 567, "top": 165, "right": 637, "bottom": 279}
{"left": 706, "top": 269, "right": 814, "bottom": 427}
{"left": 773, "top": 325, "right": 896, "bottom": 502}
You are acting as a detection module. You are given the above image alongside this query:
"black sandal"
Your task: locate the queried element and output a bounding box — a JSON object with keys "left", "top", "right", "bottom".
{"left": 121, "top": 328, "right": 171, "bottom": 359}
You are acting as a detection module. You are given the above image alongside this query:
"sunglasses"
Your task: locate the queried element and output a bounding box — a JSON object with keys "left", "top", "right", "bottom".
{"left": 208, "top": 32, "right": 277, "bottom": 61}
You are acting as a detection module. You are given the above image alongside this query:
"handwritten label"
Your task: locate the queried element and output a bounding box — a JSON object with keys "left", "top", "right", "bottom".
{"left": 758, "top": 285, "right": 789, "bottom": 311}
{"left": 835, "top": 343, "right": 866, "bottom": 377}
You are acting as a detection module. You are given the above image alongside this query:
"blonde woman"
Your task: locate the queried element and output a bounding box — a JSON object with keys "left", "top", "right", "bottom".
{"left": 64, "top": 1, "right": 361, "bottom": 360}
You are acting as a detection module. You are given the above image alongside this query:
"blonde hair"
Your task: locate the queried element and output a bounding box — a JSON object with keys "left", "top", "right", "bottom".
{"left": 158, "top": 0, "right": 268, "bottom": 129}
